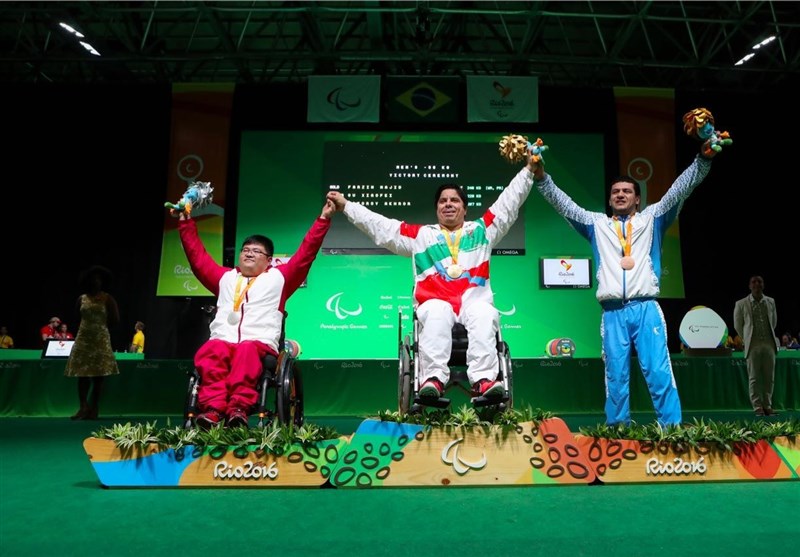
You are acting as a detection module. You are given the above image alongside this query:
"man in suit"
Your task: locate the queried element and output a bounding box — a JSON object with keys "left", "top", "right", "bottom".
{"left": 733, "top": 275, "right": 780, "bottom": 416}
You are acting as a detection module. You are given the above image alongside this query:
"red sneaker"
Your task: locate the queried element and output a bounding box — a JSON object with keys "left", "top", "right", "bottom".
{"left": 195, "top": 409, "right": 224, "bottom": 430}
{"left": 419, "top": 378, "right": 445, "bottom": 399}
{"left": 473, "top": 379, "right": 504, "bottom": 399}
{"left": 226, "top": 408, "right": 249, "bottom": 428}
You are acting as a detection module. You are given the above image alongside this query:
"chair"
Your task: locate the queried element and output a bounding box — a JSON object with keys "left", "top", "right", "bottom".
{"left": 183, "top": 314, "right": 304, "bottom": 429}
{"left": 397, "top": 309, "right": 514, "bottom": 414}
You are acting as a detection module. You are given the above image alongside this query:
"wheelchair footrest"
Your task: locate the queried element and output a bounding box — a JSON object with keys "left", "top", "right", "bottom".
{"left": 414, "top": 393, "right": 509, "bottom": 409}
{"left": 470, "top": 394, "right": 509, "bottom": 408}
{"left": 413, "top": 396, "right": 451, "bottom": 409}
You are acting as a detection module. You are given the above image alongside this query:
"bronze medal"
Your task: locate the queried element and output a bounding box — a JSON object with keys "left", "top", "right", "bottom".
{"left": 620, "top": 256, "right": 635, "bottom": 270}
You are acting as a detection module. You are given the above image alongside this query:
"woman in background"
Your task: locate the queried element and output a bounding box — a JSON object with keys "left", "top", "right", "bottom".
{"left": 64, "top": 265, "right": 119, "bottom": 420}
{"left": 55, "top": 323, "right": 74, "bottom": 340}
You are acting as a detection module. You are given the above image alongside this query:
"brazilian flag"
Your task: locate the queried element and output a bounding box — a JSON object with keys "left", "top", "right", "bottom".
{"left": 385, "top": 76, "right": 459, "bottom": 123}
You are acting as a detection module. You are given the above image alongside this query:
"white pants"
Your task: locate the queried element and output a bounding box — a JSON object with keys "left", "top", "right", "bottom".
{"left": 417, "top": 299, "right": 499, "bottom": 385}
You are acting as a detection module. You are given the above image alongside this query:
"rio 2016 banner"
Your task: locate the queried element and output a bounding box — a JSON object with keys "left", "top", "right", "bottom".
{"left": 237, "top": 131, "right": 619, "bottom": 359}
{"left": 156, "top": 84, "right": 234, "bottom": 296}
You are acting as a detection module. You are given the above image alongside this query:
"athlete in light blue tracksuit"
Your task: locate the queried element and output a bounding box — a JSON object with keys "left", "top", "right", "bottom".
{"left": 535, "top": 145, "right": 717, "bottom": 425}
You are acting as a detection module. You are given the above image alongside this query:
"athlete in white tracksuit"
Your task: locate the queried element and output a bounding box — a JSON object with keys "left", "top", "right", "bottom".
{"left": 535, "top": 148, "right": 715, "bottom": 425}
{"left": 328, "top": 153, "right": 542, "bottom": 398}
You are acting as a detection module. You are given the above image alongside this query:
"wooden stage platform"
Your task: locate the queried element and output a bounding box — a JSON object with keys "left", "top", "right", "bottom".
{"left": 83, "top": 417, "right": 800, "bottom": 488}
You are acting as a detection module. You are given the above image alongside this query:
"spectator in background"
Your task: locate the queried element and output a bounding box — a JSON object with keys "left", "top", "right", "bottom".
{"left": 733, "top": 275, "right": 780, "bottom": 416}
{"left": 40, "top": 316, "right": 61, "bottom": 345}
{"left": 129, "top": 321, "right": 145, "bottom": 353}
{"left": 55, "top": 323, "right": 74, "bottom": 340}
{"left": 64, "top": 265, "right": 120, "bottom": 420}
{"left": 780, "top": 332, "right": 799, "bottom": 349}
{"left": 0, "top": 326, "right": 13, "bottom": 349}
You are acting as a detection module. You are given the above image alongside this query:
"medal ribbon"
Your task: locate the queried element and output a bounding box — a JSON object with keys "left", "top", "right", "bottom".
{"left": 612, "top": 215, "right": 633, "bottom": 257}
{"left": 233, "top": 275, "right": 257, "bottom": 313}
{"left": 442, "top": 227, "right": 463, "bottom": 266}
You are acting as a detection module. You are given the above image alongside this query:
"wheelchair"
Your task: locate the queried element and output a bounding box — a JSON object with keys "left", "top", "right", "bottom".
{"left": 183, "top": 314, "right": 304, "bottom": 429}
{"left": 397, "top": 309, "right": 514, "bottom": 414}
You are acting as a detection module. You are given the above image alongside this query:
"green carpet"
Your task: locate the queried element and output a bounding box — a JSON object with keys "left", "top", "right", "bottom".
{"left": 1, "top": 417, "right": 798, "bottom": 557}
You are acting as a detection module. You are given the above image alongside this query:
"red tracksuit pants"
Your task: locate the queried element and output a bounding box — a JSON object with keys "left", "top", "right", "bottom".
{"left": 194, "top": 338, "right": 274, "bottom": 413}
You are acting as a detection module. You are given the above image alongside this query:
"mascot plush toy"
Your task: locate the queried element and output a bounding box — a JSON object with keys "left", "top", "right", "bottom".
{"left": 682, "top": 108, "right": 732, "bottom": 158}
{"left": 498, "top": 134, "right": 548, "bottom": 165}
{"left": 165, "top": 181, "right": 214, "bottom": 216}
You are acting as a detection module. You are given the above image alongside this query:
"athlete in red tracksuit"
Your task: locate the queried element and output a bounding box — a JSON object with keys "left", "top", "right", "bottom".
{"left": 178, "top": 200, "right": 334, "bottom": 428}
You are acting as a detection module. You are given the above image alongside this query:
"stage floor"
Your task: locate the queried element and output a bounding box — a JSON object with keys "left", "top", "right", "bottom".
{"left": 2, "top": 416, "right": 799, "bottom": 557}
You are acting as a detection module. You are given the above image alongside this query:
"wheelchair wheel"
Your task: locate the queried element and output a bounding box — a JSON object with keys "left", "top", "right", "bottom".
{"left": 276, "top": 354, "right": 304, "bottom": 427}
{"left": 398, "top": 335, "right": 413, "bottom": 415}
{"left": 499, "top": 341, "right": 514, "bottom": 409}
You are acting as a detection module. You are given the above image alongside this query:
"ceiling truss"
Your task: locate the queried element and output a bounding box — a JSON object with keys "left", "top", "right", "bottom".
{"left": 1, "top": 1, "right": 797, "bottom": 91}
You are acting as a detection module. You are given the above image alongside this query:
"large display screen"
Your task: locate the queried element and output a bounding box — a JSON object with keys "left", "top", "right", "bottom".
{"left": 237, "top": 131, "right": 609, "bottom": 359}
{"left": 322, "top": 140, "right": 526, "bottom": 254}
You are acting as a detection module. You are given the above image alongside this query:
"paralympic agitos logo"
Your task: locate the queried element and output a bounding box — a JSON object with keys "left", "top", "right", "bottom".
{"left": 326, "top": 292, "right": 363, "bottom": 320}
{"left": 326, "top": 87, "right": 362, "bottom": 111}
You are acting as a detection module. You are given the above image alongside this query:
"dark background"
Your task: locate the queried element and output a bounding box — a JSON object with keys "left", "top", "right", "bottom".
{"left": 2, "top": 83, "right": 797, "bottom": 357}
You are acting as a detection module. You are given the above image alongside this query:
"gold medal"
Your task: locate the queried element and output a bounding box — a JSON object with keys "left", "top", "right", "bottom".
{"left": 620, "top": 256, "right": 635, "bottom": 270}
{"left": 447, "top": 264, "right": 463, "bottom": 279}
{"left": 227, "top": 311, "right": 240, "bottom": 325}
{"left": 442, "top": 227, "right": 464, "bottom": 280}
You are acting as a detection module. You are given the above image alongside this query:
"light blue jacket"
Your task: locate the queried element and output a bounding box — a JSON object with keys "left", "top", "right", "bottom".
{"left": 536, "top": 155, "right": 711, "bottom": 303}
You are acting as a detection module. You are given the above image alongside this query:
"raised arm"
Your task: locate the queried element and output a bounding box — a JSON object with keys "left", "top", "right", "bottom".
{"left": 177, "top": 213, "right": 227, "bottom": 296}
{"left": 645, "top": 153, "right": 712, "bottom": 223}
{"left": 327, "top": 191, "right": 416, "bottom": 256}
{"left": 535, "top": 172, "right": 598, "bottom": 241}
{"left": 645, "top": 128, "right": 720, "bottom": 235}
{"left": 277, "top": 200, "right": 334, "bottom": 295}
{"left": 483, "top": 153, "right": 542, "bottom": 245}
